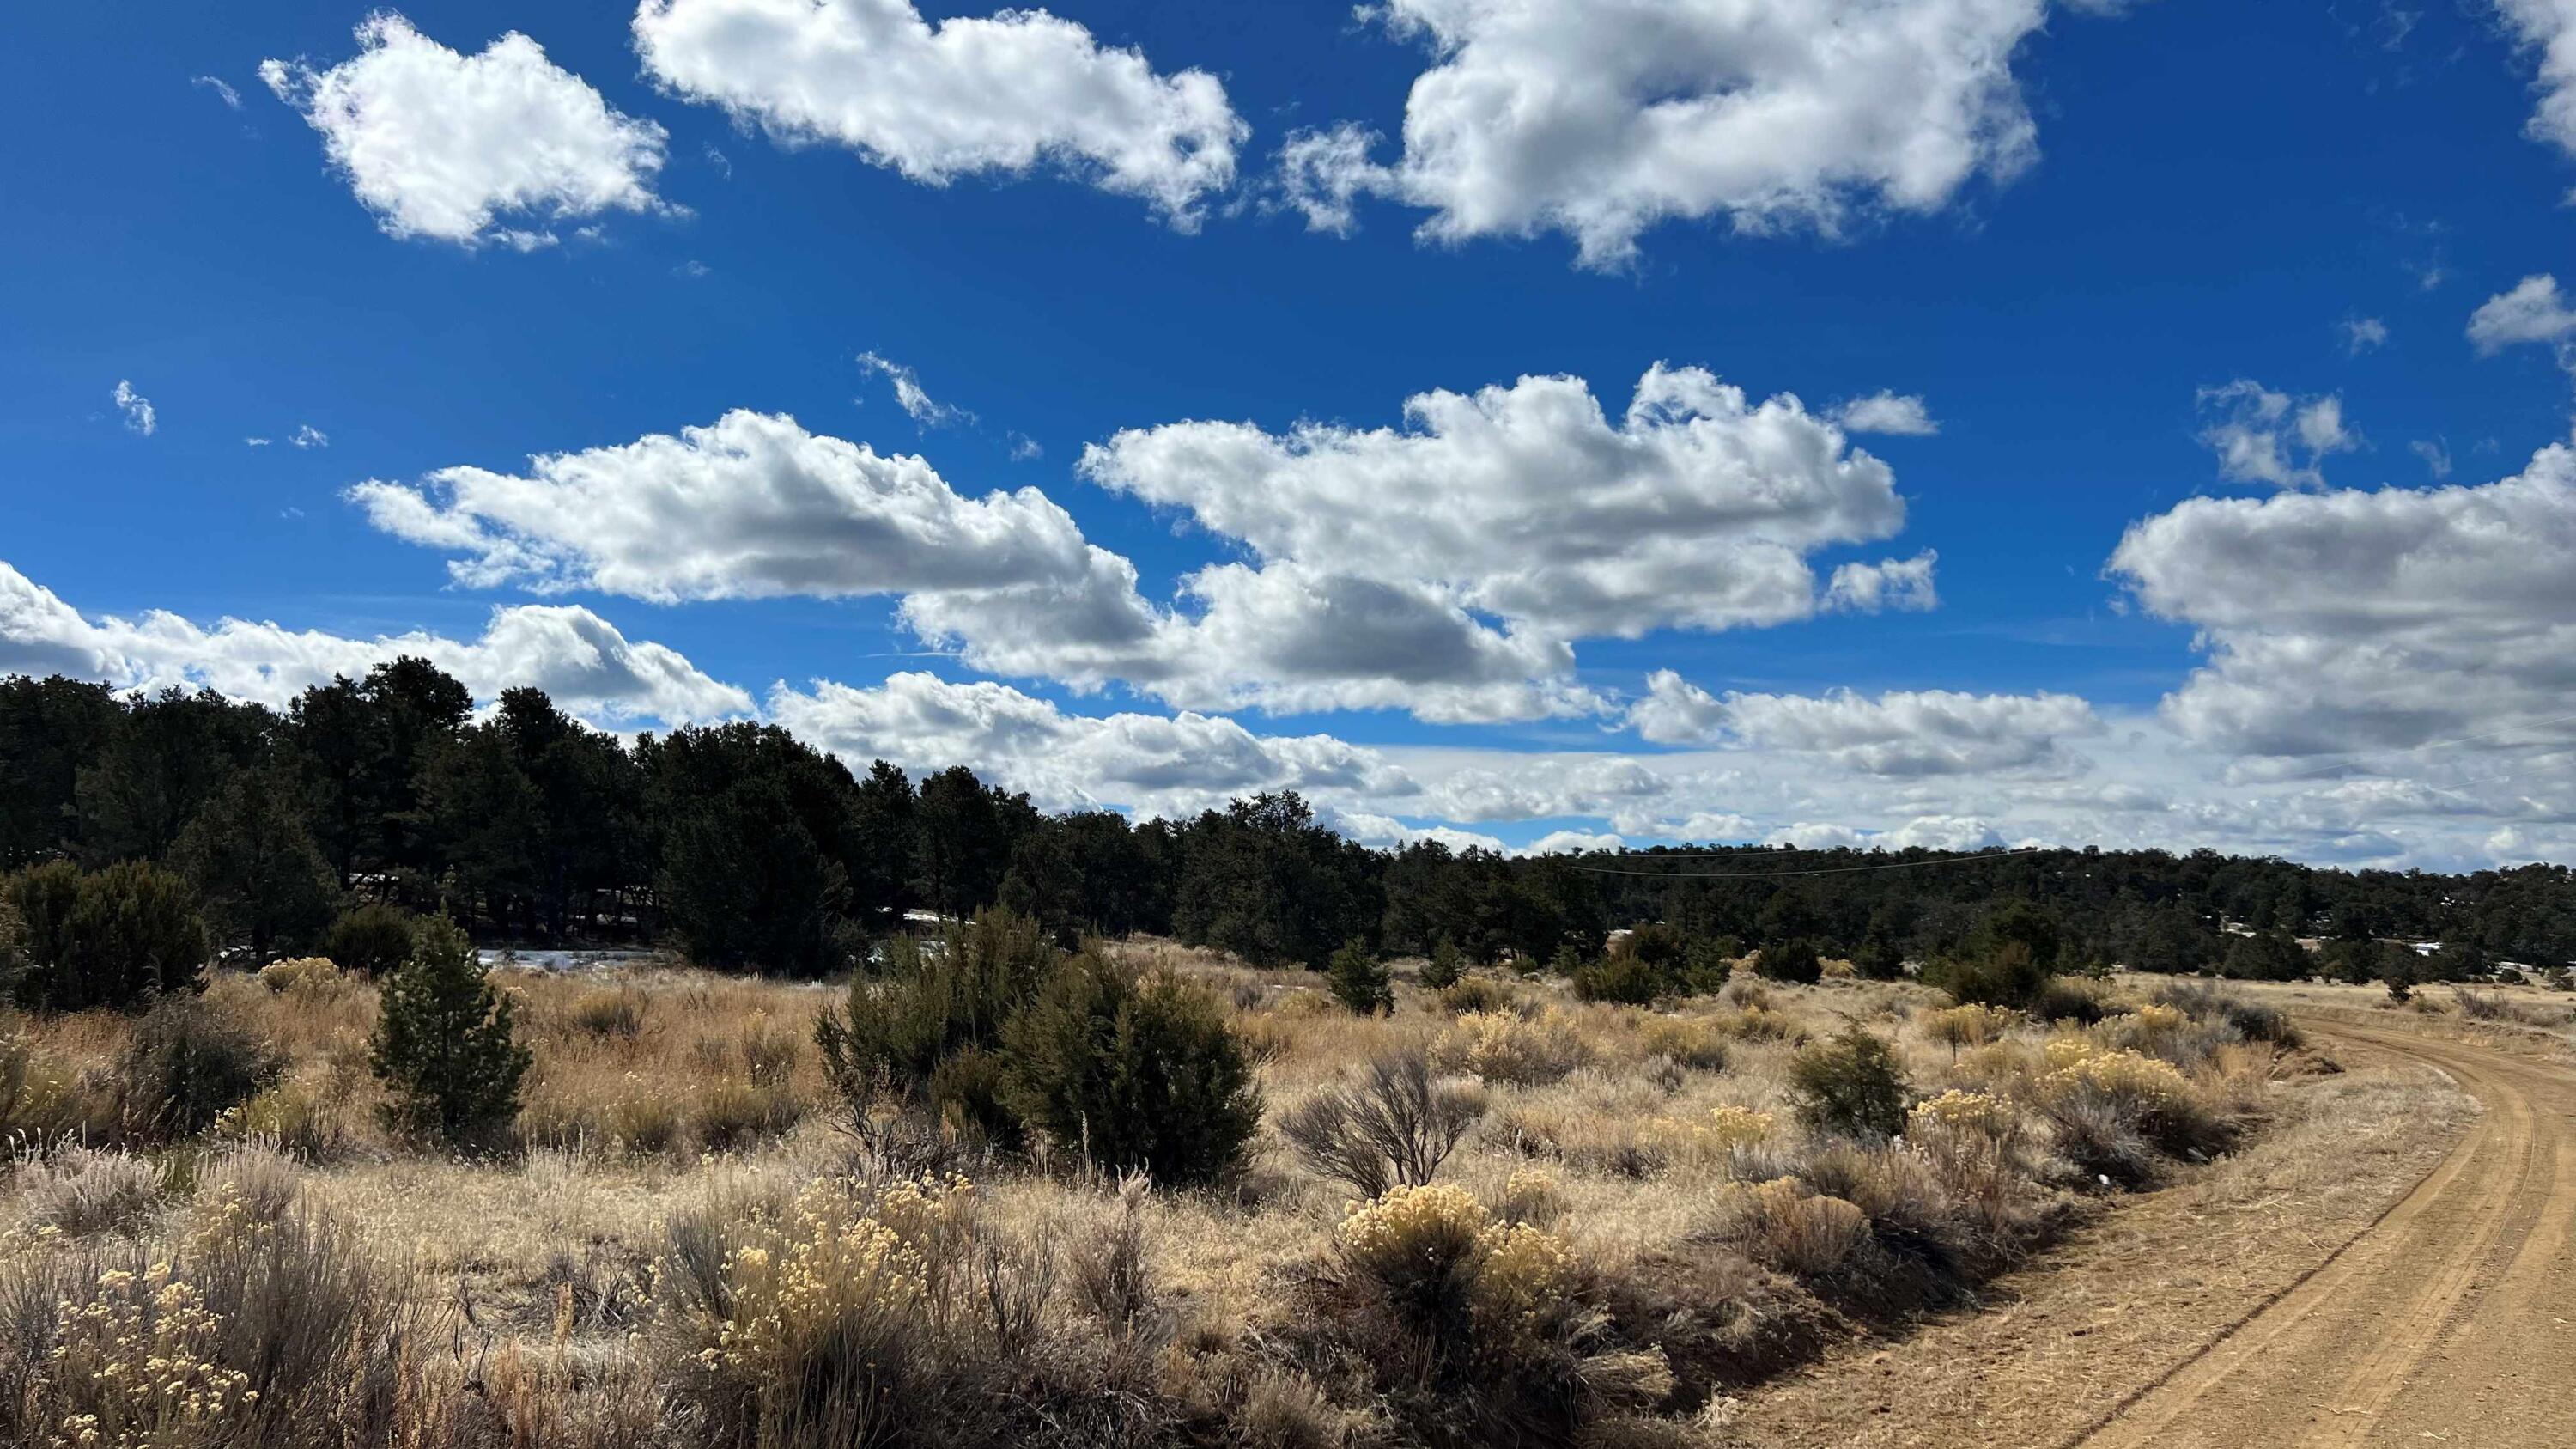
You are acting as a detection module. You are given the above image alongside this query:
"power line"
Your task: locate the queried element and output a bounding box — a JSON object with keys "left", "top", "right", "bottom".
{"left": 1564, "top": 847, "right": 2043, "bottom": 880}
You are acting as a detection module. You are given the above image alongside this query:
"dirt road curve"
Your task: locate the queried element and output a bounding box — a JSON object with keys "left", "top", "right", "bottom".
{"left": 2075, "top": 1021, "right": 2576, "bottom": 1448}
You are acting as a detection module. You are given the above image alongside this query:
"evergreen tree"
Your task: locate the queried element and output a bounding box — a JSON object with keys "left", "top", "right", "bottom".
{"left": 1326, "top": 938, "right": 1393, "bottom": 1014}
{"left": 170, "top": 765, "right": 341, "bottom": 961}
{"left": 0, "top": 675, "right": 118, "bottom": 868}
{"left": 369, "top": 916, "right": 530, "bottom": 1145}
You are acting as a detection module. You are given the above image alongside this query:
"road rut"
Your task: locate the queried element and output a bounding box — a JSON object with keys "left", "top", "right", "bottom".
{"left": 2075, "top": 1020, "right": 2576, "bottom": 1447}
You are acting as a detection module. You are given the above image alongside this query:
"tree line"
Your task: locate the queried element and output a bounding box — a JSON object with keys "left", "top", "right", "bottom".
{"left": 3, "top": 662, "right": 2570, "bottom": 985}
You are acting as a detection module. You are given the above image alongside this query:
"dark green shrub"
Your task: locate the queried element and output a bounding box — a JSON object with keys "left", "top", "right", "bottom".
{"left": 5, "top": 861, "right": 210, "bottom": 1011}
{"left": 925, "top": 1047, "right": 1022, "bottom": 1148}
{"left": 321, "top": 903, "right": 417, "bottom": 977}
{"left": 2220, "top": 931, "right": 2307, "bottom": 983}
{"left": 1326, "top": 938, "right": 1393, "bottom": 1015}
{"left": 115, "top": 993, "right": 282, "bottom": 1137}
{"left": 1570, "top": 952, "right": 1662, "bottom": 1005}
{"left": 1853, "top": 931, "right": 1906, "bottom": 981}
{"left": 1001, "top": 953, "right": 1261, "bottom": 1185}
{"left": 1419, "top": 938, "right": 1467, "bottom": 990}
{"left": 1787, "top": 1026, "right": 1908, "bottom": 1141}
{"left": 814, "top": 910, "right": 1057, "bottom": 1103}
{"left": 1756, "top": 937, "right": 1823, "bottom": 985}
{"left": 1924, "top": 939, "right": 2053, "bottom": 1010}
{"left": 368, "top": 917, "right": 530, "bottom": 1146}
{"left": 2029, "top": 977, "right": 2110, "bottom": 1026}
{"left": 0, "top": 896, "right": 24, "bottom": 1001}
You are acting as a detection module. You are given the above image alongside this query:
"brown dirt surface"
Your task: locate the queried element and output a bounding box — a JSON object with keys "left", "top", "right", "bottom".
{"left": 1728, "top": 1014, "right": 2576, "bottom": 1446}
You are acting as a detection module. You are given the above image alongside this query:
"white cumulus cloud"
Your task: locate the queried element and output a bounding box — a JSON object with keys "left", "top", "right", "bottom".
{"left": 2109, "top": 442, "right": 2576, "bottom": 758}
{"left": 263, "top": 13, "right": 669, "bottom": 248}
{"left": 632, "top": 0, "right": 1244, "bottom": 228}
{"left": 764, "top": 670, "right": 1413, "bottom": 816}
{"left": 1279, "top": 0, "right": 2146, "bottom": 266}
{"left": 2468, "top": 273, "right": 2576, "bottom": 355}
{"left": 1628, "top": 671, "right": 2099, "bottom": 775}
{"left": 348, "top": 409, "right": 1107, "bottom": 604}
{"left": 1830, "top": 392, "right": 1940, "bottom": 435}
{"left": 1079, "top": 364, "right": 1920, "bottom": 642}
{"left": 2497, "top": 1, "right": 2576, "bottom": 160}
{"left": 0, "top": 561, "right": 748, "bottom": 726}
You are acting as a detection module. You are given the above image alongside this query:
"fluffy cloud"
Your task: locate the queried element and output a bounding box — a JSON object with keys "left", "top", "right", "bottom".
{"left": 1774, "top": 815, "right": 2011, "bottom": 852}
{"left": 349, "top": 409, "right": 1107, "bottom": 604}
{"left": 632, "top": 0, "right": 1243, "bottom": 227}
{"left": 1628, "top": 671, "right": 2098, "bottom": 774}
{"left": 1281, "top": 0, "right": 2140, "bottom": 265}
{"left": 361, "top": 367, "right": 1933, "bottom": 724}
{"left": 2497, "top": 1, "right": 2576, "bottom": 159}
{"left": 351, "top": 408, "right": 1600, "bottom": 722}
{"left": 2342, "top": 316, "right": 2389, "bottom": 355}
{"left": 0, "top": 561, "right": 748, "bottom": 726}
{"left": 764, "top": 670, "right": 1413, "bottom": 815}
{"left": 2195, "top": 380, "right": 2358, "bottom": 490}
{"left": 902, "top": 558, "right": 1598, "bottom": 723}
{"left": 111, "top": 381, "right": 155, "bottom": 436}
{"left": 291, "top": 424, "right": 329, "bottom": 450}
{"left": 263, "top": 14, "right": 668, "bottom": 248}
{"left": 2468, "top": 273, "right": 2576, "bottom": 355}
{"left": 2109, "top": 442, "right": 2576, "bottom": 757}
{"left": 1080, "top": 364, "right": 1919, "bottom": 642}
{"left": 1830, "top": 392, "right": 1939, "bottom": 435}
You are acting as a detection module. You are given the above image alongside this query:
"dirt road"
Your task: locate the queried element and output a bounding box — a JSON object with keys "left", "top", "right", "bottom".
{"left": 2076, "top": 1020, "right": 2576, "bottom": 1447}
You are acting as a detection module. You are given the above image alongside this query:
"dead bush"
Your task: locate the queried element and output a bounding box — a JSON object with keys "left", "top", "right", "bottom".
{"left": 1280, "top": 1050, "right": 1486, "bottom": 1199}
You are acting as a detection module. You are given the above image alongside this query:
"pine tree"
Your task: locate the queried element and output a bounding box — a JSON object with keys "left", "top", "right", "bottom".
{"left": 369, "top": 916, "right": 529, "bottom": 1146}
{"left": 1326, "top": 937, "right": 1393, "bottom": 1014}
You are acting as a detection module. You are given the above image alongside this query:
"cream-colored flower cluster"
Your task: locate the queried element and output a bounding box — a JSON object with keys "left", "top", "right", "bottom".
{"left": 694, "top": 1175, "right": 975, "bottom": 1379}
{"left": 41, "top": 1262, "right": 256, "bottom": 1448}
{"left": 1431, "top": 1009, "right": 1591, "bottom": 1086}
{"left": 1335, "top": 1184, "right": 1581, "bottom": 1342}
{"left": 1907, "top": 1088, "right": 2015, "bottom": 1138}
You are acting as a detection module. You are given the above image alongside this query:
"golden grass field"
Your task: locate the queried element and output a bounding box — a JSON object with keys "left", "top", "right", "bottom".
{"left": 3, "top": 943, "right": 2561, "bottom": 1448}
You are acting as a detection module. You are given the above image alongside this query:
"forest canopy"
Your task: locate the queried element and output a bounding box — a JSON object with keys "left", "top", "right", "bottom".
{"left": 3, "top": 664, "right": 2570, "bottom": 977}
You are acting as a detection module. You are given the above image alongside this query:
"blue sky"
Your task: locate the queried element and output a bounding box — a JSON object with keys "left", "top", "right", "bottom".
{"left": 8, "top": 0, "right": 2576, "bottom": 868}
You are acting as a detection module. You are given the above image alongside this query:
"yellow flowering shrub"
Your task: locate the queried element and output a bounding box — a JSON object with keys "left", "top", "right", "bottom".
{"left": 673, "top": 1172, "right": 978, "bottom": 1440}
{"left": 1492, "top": 1166, "right": 1567, "bottom": 1227}
{"left": 1334, "top": 1184, "right": 1583, "bottom": 1346}
{"left": 1635, "top": 1014, "right": 1731, "bottom": 1070}
{"left": 1702, "top": 1177, "right": 1871, "bottom": 1279}
{"left": 1701, "top": 1104, "right": 1777, "bottom": 1149}
{"left": 1431, "top": 1009, "right": 1590, "bottom": 1086}
{"left": 36, "top": 1262, "right": 257, "bottom": 1448}
{"left": 255, "top": 957, "right": 342, "bottom": 995}
{"left": 1907, "top": 1088, "right": 2016, "bottom": 1139}
{"left": 1709, "top": 1005, "right": 1798, "bottom": 1042}
{"left": 1923, "top": 1003, "right": 2020, "bottom": 1050}
{"left": 2044, "top": 1044, "right": 2191, "bottom": 1113}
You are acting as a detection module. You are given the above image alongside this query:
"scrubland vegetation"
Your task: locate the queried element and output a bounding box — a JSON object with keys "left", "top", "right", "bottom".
{"left": 0, "top": 910, "right": 2362, "bottom": 1449}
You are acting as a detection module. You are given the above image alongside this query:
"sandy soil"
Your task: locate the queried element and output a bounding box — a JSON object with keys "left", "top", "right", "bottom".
{"left": 2077, "top": 1019, "right": 2576, "bottom": 1447}
{"left": 1725, "top": 1006, "right": 2576, "bottom": 1447}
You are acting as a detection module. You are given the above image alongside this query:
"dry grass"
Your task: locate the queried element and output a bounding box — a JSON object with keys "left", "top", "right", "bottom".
{"left": 0, "top": 945, "right": 2342, "bottom": 1446}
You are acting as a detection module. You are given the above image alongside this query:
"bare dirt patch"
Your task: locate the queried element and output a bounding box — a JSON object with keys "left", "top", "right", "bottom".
{"left": 1726, "top": 1024, "right": 2482, "bottom": 1447}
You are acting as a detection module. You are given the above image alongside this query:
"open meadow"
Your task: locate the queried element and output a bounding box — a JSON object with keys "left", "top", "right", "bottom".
{"left": 0, "top": 922, "right": 2490, "bottom": 1449}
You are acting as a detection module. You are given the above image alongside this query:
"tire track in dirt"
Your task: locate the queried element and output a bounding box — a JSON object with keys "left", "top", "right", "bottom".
{"left": 2074, "top": 1020, "right": 2576, "bottom": 1448}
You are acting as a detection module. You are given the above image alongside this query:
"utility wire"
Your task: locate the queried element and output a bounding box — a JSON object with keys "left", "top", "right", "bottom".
{"left": 1564, "top": 848, "right": 2043, "bottom": 880}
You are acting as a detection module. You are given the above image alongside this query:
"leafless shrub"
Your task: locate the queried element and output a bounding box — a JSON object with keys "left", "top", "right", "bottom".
{"left": 1280, "top": 1049, "right": 1487, "bottom": 1198}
